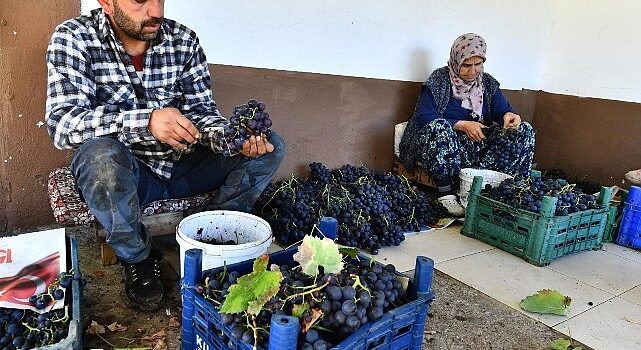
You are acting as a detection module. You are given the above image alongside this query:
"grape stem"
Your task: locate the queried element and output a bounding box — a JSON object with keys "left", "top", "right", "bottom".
{"left": 245, "top": 314, "right": 260, "bottom": 350}
{"left": 260, "top": 176, "right": 298, "bottom": 211}
{"left": 217, "top": 262, "right": 228, "bottom": 284}
{"left": 349, "top": 274, "right": 370, "bottom": 294}
{"left": 281, "top": 281, "right": 329, "bottom": 305}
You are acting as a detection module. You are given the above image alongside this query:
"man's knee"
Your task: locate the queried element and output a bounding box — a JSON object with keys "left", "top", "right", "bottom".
{"left": 267, "top": 131, "right": 286, "bottom": 163}
{"left": 74, "top": 138, "right": 133, "bottom": 167}
{"left": 72, "top": 137, "right": 137, "bottom": 180}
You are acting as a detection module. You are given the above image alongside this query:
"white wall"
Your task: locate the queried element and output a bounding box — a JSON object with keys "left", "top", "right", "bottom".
{"left": 81, "top": 0, "right": 641, "bottom": 103}
{"left": 541, "top": 0, "right": 641, "bottom": 102}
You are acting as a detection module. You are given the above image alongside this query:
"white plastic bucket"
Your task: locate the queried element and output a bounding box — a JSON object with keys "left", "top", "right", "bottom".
{"left": 176, "top": 210, "right": 273, "bottom": 277}
{"left": 458, "top": 168, "right": 513, "bottom": 208}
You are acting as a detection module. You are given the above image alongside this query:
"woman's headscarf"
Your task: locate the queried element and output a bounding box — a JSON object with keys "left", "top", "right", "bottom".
{"left": 447, "top": 33, "right": 487, "bottom": 119}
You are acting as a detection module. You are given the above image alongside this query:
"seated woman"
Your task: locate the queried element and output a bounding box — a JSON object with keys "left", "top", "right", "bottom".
{"left": 399, "top": 33, "right": 535, "bottom": 216}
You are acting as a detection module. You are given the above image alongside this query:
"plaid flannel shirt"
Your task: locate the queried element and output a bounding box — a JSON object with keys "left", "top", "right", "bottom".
{"left": 46, "top": 9, "right": 229, "bottom": 179}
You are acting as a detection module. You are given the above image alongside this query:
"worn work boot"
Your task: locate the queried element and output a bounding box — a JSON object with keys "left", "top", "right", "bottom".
{"left": 625, "top": 169, "right": 641, "bottom": 186}
{"left": 121, "top": 246, "right": 164, "bottom": 311}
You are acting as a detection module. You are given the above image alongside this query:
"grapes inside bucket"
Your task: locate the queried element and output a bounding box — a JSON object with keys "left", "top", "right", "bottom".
{"left": 176, "top": 210, "right": 273, "bottom": 277}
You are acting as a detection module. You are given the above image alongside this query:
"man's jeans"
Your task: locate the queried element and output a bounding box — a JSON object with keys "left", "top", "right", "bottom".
{"left": 70, "top": 132, "right": 285, "bottom": 264}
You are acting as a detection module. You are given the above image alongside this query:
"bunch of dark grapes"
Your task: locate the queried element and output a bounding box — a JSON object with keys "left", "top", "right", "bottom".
{"left": 223, "top": 99, "right": 273, "bottom": 155}
{"left": 0, "top": 272, "right": 74, "bottom": 349}
{"left": 0, "top": 308, "right": 70, "bottom": 349}
{"left": 27, "top": 272, "right": 71, "bottom": 310}
{"left": 482, "top": 126, "right": 530, "bottom": 178}
{"left": 311, "top": 260, "right": 405, "bottom": 344}
{"left": 196, "top": 257, "right": 407, "bottom": 350}
{"left": 195, "top": 270, "right": 266, "bottom": 348}
{"left": 253, "top": 163, "right": 447, "bottom": 253}
{"left": 484, "top": 176, "right": 604, "bottom": 216}
{"left": 540, "top": 167, "right": 603, "bottom": 195}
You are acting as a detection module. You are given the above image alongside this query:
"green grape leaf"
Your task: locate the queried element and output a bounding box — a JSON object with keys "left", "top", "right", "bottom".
{"left": 549, "top": 338, "right": 572, "bottom": 350}
{"left": 219, "top": 255, "right": 283, "bottom": 315}
{"left": 338, "top": 246, "right": 360, "bottom": 259}
{"left": 293, "top": 235, "right": 344, "bottom": 275}
{"left": 519, "top": 289, "right": 572, "bottom": 316}
{"left": 291, "top": 302, "right": 309, "bottom": 318}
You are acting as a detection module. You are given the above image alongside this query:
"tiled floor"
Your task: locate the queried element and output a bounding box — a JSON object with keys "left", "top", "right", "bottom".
{"left": 363, "top": 225, "right": 641, "bottom": 350}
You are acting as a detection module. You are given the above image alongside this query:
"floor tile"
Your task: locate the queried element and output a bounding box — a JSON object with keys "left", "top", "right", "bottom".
{"left": 546, "top": 249, "right": 641, "bottom": 295}
{"left": 360, "top": 225, "right": 494, "bottom": 272}
{"left": 620, "top": 285, "right": 641, "bottom": 306}
{"left": 436, "top": 249, "right": 615, "bottom": 327}
{"left": 267, "top": 241, "right": 285, "bottom": 254}
{"left": 600, "top": 243, "right": 641, "bottom": 264}
{"left": 554, "top": 297, "right": 641, "bottom": 350}
{"left": 361, "top": 241, "right": 417, "bottom": 272}
{"left": 399, "top": 225, "right": 495, "bottom": 263}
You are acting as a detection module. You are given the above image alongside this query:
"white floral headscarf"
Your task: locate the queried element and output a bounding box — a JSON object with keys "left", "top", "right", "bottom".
{"left": 447, "top": 33, "right": 487, "bottom": 119}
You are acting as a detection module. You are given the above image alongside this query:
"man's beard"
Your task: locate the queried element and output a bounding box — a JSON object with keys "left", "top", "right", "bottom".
{"left": 112, "top": 0, "right": 163, "bottom": 41}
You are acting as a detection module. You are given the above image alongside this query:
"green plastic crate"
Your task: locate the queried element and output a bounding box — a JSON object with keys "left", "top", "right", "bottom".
{"left": 461, "top": 175, "right": 613, "bottom": 266}
{"left": 603, "top": 189, "right": 628, "bottom": 243}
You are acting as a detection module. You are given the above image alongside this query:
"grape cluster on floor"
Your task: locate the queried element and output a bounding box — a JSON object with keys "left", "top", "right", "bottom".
{"left": 0, "top": 273, "right": 74, "bottom": 349}
{"left": 253, "top": 163, "right": 447, "bottom": 254}
{"left": 197, "top": 258, "right": 406, "bottom": 349}
{"left": 223, "top": 99, "right": 273, "bottom": 155}
{"left": 483, "top": 176, "right": 604, "bottom": 216}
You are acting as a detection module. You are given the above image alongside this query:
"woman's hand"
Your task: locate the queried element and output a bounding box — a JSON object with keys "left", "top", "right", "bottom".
{"left": 503, "top": 112, "right": 521, "bottom": 129}
{"left": 454, "top": 120, "right": 487, "bottom": 142}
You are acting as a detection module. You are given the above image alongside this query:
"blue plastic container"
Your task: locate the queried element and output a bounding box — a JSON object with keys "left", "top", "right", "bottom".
{"left": 319, "top": 217, "right": 338, "bottom": 239}
{"left": 616, "top": 202, "right": 641, "bottom": 249}
{"left": 181, "top": 247, "right": 434, "bottom": 350}
{"left": 625, "top": 186, "right": 641, "bottom": 206}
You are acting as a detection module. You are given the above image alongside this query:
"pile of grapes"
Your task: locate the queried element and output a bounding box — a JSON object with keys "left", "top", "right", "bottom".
{"left": 541, "top": 167, "right": 603, "bottom": 195}
{"left": 223, "top": 99, "right": 273, "bottom": 155}
{"left": 483, "top": 176, "right": 604, "bottom": 216}
{"left": 0, "top": 272, "right": 74, "bottom": 349}
{"left": 197, "top": 258, "right": 407, "bottom": 349}
{"left": 253, "top": 163, "right": 447, "bottom": 254}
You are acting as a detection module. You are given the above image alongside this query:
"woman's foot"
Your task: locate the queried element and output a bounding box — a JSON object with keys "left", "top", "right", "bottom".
{"left": 437, "top": 194, "right": 466, "bottom": 217}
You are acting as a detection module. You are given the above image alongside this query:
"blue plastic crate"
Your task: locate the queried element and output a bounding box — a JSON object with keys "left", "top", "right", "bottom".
{"left": 616, "top": 203, "right": 641, "bottom": 249}
{"left": 181, "top": 247, "right": 434, "bottom": 350}
{"left": 37, "top": 236, "right": 84, "bottom": 350}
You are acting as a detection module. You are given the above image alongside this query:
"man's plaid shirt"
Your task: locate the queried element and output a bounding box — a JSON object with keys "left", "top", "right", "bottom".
{"left": 46, "top": 9, "right": 229, "bottom": 179}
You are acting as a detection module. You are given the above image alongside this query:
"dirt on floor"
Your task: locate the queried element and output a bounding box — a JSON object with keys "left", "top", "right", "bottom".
{"left": 68, "top": 225, "right": 590, "bottom": 350}
{"left": 72, "top": 228, "right": 183, "bottom": 350}
{"left": 421, "top": 270, "right": 590, "bottom": 350}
